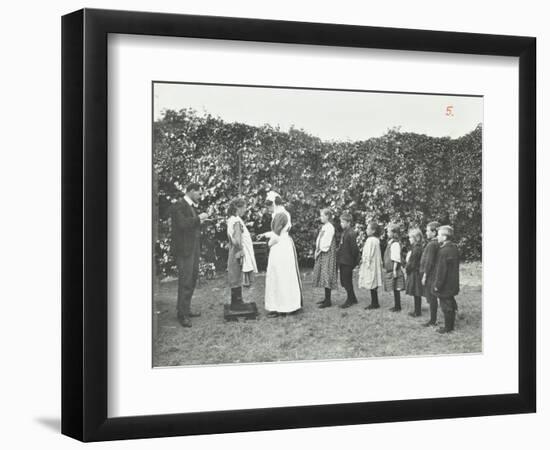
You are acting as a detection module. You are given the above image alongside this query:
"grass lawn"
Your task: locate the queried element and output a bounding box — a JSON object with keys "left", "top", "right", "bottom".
{"left": 153, "top": 262, "right": 482, "bottom": 367}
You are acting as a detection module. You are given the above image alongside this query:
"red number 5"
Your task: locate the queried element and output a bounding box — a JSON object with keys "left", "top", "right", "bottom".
{"left": 445, "top": 105, "right": 454, "bottom": 117}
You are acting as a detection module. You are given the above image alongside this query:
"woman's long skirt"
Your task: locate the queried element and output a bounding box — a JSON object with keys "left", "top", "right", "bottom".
{"left": 264, "top": 234, "right": 303, "bottom": 313}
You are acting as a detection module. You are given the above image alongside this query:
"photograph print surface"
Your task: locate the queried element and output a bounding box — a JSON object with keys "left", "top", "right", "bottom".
{"left": 152, "top": 82, "right": 482, "bottom": 367}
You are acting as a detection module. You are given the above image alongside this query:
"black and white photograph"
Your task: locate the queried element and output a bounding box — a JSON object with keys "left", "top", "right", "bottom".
{"left": 0, "top": 0, "right": 544, "bottom": 446}
{"left": 152, "top": 82, "right": 483, "bottom": 367}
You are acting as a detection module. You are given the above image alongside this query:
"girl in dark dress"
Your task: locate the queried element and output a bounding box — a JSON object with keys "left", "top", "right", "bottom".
{"left": 405, "top": 227, "right": 424, "bottom": 317}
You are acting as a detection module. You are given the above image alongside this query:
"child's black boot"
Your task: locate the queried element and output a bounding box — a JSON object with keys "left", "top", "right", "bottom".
{"left": 318, "top": 288, "right": 332, "bottom": 308}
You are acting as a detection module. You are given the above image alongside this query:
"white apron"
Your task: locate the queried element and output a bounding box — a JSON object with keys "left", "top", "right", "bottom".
{"left": 358, "top": 236, "right": 383, "bottom": 290}
{"left": 226, "top": 216, "right": 258, "bottom": 274}
{"left": 264, "top": 230, "right": 303, "bottom": 313}
{"left": 264, "top": 207, "right": 302, "bottom": 313}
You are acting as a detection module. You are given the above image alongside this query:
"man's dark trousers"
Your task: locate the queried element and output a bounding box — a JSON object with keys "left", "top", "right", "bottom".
{"left": 171, "top": 199, "right": 202, "bottom": 320}
{"left": 176, "top": 241, "right": 200, "bottom": 319}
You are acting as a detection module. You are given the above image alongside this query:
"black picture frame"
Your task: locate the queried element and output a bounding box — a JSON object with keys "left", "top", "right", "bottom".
{"left": 61, "top": 8, "right": 536, "bottom": 442}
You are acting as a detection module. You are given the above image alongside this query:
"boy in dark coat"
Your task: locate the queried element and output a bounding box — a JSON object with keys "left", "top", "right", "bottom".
{"left": 405, "top": 228, "right": 424, "bottom": 317}
{"left": 420, "top": 221, "right": 440, "bottom": 327}
{"left": 433, "top": 225, "right": 460, "bottom": 333}
{"left": 337, "top": 213, "right": 360, "bottom": 308}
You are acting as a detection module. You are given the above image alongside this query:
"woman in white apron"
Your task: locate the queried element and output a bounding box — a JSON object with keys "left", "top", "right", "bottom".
{"left": 261, "top": 192, "right": 302, "bottom": 317}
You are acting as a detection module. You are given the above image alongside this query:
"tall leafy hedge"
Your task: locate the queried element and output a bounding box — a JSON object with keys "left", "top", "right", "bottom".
{"left": 154, "top": 109, "right": 482, "bottom": 278}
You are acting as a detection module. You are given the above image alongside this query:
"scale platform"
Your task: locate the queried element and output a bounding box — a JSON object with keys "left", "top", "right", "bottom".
{"left": 223, "top": 302, "right": 259, "bottom": 321}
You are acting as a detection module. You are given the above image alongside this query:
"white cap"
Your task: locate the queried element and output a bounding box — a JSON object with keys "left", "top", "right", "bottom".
{"left": 266, "top": 190, "right": 280, "bottom": 203}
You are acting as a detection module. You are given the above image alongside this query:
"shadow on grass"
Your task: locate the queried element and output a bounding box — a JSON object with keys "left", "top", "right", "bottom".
{"left": 154, "top": 263, "right": 482, "bottom": 367}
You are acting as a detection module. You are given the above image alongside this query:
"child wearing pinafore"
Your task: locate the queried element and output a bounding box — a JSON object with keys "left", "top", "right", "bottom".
{"left": 226, "top": 197, "right": 258, "bottom": 310}
{"left": 383, "top": 223, "right": 405, "bottom": 312}
{"left": 313, "top": 208, "right": 339, "bottom": 308}
{"left": 358, "top": 221, "right": 383, "bottom": 309}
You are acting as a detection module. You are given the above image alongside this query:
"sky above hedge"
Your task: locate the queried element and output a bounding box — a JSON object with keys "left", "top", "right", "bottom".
{"left": 154, "top": 82, "right": 483, "bottom": 141}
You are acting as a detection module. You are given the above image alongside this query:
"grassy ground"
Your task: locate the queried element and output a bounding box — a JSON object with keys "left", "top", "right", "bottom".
{"left": 153, "top": 262, "right": 482, "bottom": 367}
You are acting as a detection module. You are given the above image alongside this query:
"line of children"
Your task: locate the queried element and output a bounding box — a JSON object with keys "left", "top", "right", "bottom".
{"left": 313, "top": 215, "right": 460, "bottom": 334}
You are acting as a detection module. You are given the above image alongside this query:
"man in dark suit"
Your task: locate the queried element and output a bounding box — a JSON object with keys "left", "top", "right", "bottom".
{"left": 433, "top": 225, "right": 460, "bottom": 333}
{"left": 171, "top": 183, "right": 209, "bottom": 328}
{"left": 337, "top": 213, "right": 360, "bottom": 308}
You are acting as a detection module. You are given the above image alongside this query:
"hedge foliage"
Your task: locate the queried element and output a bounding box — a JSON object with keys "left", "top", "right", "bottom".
{"left": 154, "top": 109, "right": 482, "bottom": 278}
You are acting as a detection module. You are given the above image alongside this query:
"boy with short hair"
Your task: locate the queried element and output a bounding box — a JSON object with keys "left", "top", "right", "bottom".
{"left": 433, "top": 225, "right": 460, "bottom": 333}
{"left": 337, "top": 213, "right": 360, "bottom": 308}
{"left": 419, "top": 221, "right": 441, "bottom": 326}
